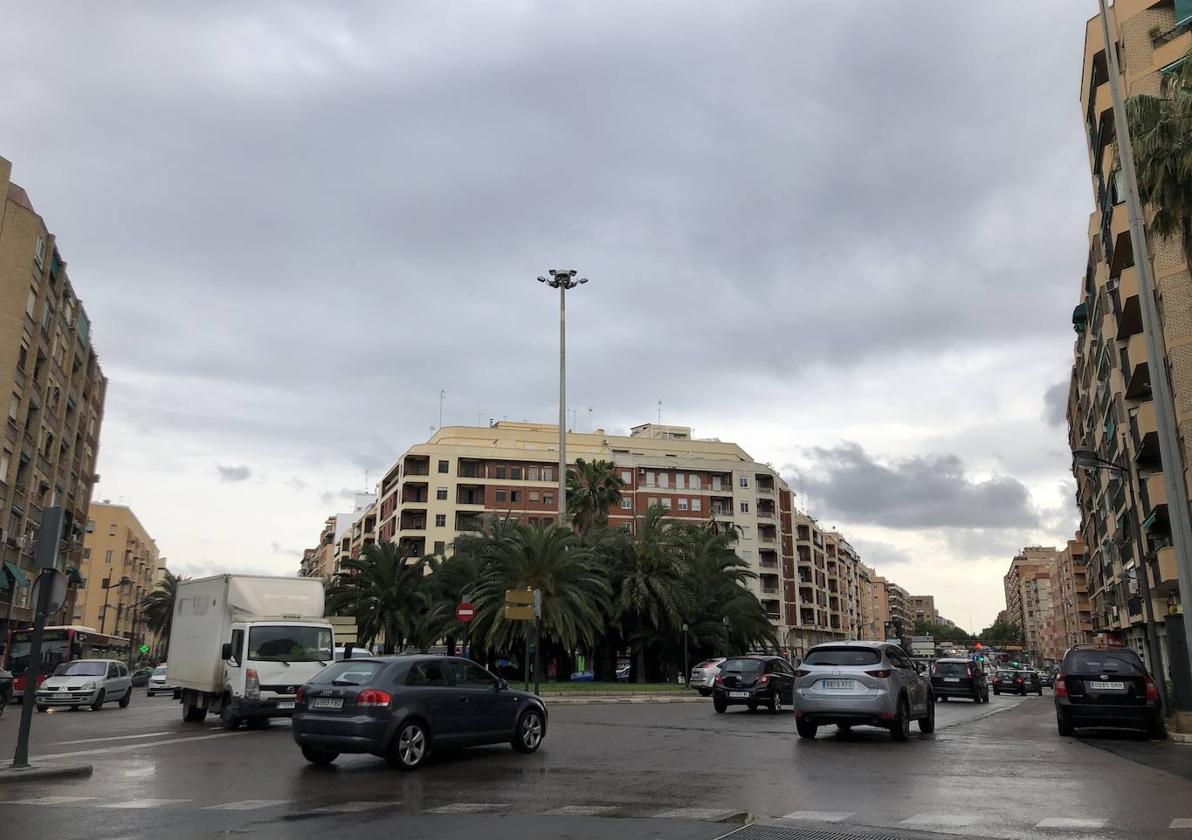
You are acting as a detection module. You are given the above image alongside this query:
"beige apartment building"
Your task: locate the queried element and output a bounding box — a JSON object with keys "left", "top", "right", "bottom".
{"left": 909, "top": 595, "right": 939, "bottom": 625}
{"left": 0, "top": 156, "right": 106, "bottom": 637}
{"left": 1004, "top": 547, "right": 1062, "bottom": 660}
{"left": 1055, "top": 538, "right": 1094, "bottom": 652}
{"left": 1068, "top": 1, "right": 1191, "bottom": 675}
{"left": 77, "top": 502, "right": 164, "bottom": 655}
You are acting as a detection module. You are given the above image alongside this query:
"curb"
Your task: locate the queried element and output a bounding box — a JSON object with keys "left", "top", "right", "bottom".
{"left": 543, "top": 695, "right": 707, "bottom": 705}
{"left": 1167, "top": 731, "right": 1192, "bottom": 744}
{"left": 0, "top": 763, "right": 93, "bottom": 784}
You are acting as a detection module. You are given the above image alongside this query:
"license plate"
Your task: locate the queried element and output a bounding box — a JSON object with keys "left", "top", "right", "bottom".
{"left": 310, "top": 697, "right": 341, "bottom": 709}
{"left": 277, "top": 700, "right": 296, "bottom": 710}
{"left": 821, "top": 679, "right": 854, "bottom": 690}
{"left": 729, "top": 691, "right": 750, "bottom": 698}
{"left": 944, "top": 677, "right": 960, "bottom": 683}
{"left": 1089, "top": 681, "right": 1125, "bottom": 690}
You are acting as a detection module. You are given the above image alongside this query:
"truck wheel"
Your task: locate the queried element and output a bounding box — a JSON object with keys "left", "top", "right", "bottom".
{"left": 220, "top": 700, "right": 242, "bottom": 730}
{"left": 182, "top": 692, "right": 206, "bottom": 722}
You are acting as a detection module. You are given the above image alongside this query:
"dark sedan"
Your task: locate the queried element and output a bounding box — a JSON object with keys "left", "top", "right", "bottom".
{"left": 931, "top": 658, "right": 988, "bottom": 703}
{"left": 992, "top": 669, "right": 1030, "bottom": 696}
{"left": 292, "top": 655, "right": 547, "bottom": 770}
{"left": 712, "top": 655, "right": 795, "bottom": 714}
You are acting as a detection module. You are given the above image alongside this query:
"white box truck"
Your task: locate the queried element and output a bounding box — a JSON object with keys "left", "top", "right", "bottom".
{"left": 169, "top": 574, "right": 334, "bottom": 728}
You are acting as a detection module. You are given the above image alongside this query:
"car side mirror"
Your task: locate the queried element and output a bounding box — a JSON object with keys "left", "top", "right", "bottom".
{"left": 497, "top": 678, "right": 507, "bottom": 692}
{"left": 221, "top": 642, "right": 233, "bottom": 661}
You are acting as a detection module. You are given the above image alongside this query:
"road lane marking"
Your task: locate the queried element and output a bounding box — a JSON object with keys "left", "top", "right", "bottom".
{"left": 1171, "top": 818, "right": 1192, "bottom": 829}
{"left": 5, "top": 796, "right": 97, "bottom": 805}
{"left": 652, "top": 808, "right": 748, "bottom": 822}
{"left": 428, "top": 803, "right": 510, "bottom": 814}
{"left": 206, "top": 800, "right": 292, "bottom": 811}
{"left": 544, "top": 805, "right": 619, "bottom": 816}
{"left": 781, "top": 811, "right": 853, "bottom": 822}
{"left": 308, "top": 801, "right": 394, "bottom": 813}
{"left": 1037, "top": 818, "right": 1107, "bottom": 829}
{"left": 51, "top": 731, "right": 173, "bottom": 746}
{"left": 100, "top": 798, "right": 192, "bottom": 809}
{"left": 902, "top": 814, "right": 977, "bottom": 828}
{"left": 32, "top": 730, "right": 248, "bottom": 761}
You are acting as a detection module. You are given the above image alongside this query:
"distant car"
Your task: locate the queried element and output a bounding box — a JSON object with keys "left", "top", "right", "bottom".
{"left": 1021, "top": 670, "right": 1044, "bottom": 695}
{"left": 712, "top": 655, "right": 795, "bottom": 714}
{"left": 793, "top": 642, "right": 935, "bottom": 741}
{"left": 147, "top": 664, "right": 173, "bottom": 696}
{"left": 1055, "top": 645, "right": 1166, "bottom": 739}
{"left": 292, "top": 655, "right": 547, "bottom": 770}
{"left": 130, "top": 667, "right": 153, "bottom": 687}
{"left": 689, "top": 658, "right": 725, "bottom": 697}
{"left": 333, "top": 645, "right": 373, "bottom": 661}
{"left": 992, "top": 669, "right": 1025, "bottom": 696}
{"left": 1040, "top": 672, "right": 1055, "bottom": 688}
{"left": 931, "top": 658, "right": 989, "bottom": 703}
{"left": 0, "top": 666, "right": 11, "bottom": 719}
{"left": 35, "top": 659, "right": 133, "bottom": 712}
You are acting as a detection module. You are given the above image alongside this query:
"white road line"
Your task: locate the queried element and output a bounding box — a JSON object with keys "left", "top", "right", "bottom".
{"left": 100, "top": 798, "right": 192, "bottom": 809}
{"left": 205, "top": 800, "right": 292, "bottom": 811}
{"left": 781, "top": 811, "right": 853, "bottom": 823}
{"left": 5, "top": 796, "right": 97, "bottom": 805}
{"left": 308, "top": 801, "right": 394, "bottom": 814}
{"left": 32, "top": 730, "right": 246, "bottom": 761}
{"left": 428, "top": 803, "right": 510, "bottom": 814}
{"left": 1037, "top": 817, "right": 1108, "bottom": 829}
{"left": 544, "top": 805, "right": 619, "bottom": 816}
{"left": 51, "top": 731, "right": 173, "bottom": 746}
{"left": 1171, "top": 818, "right": 1192, "bottom": 829}
{"left": 902, "top": 814, "right": 977, "bottom": 828}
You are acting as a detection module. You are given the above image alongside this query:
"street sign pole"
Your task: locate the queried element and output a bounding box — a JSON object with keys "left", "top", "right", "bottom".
{"left": 532, "top": 589, "right": 542, "bottom": 695}
{"left": 524, "top": 623, "right": 531, "bottom": 692}
{"left": 12, "top": 505, "right": 64, "bottom": 769}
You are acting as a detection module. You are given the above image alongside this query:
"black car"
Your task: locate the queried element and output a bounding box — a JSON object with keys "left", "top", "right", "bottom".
{"left": 992, "top": 669, "right": 1035, "bottom": 696}
{"left": 712, "top": 655, "right": 795, "bottom": 714}
{"left": 931, "top": 658, "right": 989, "bottom": 703}
{"left": 1055, "top": 645, "right": 1166, "bottom": 739}
{"left": 1040, "top": 672, "right": 1056, "bottom": 687}
{"left": 291, "top": 655, "right": 547, "bottom": 770}
{"left": 130, "top": 667, "right": 153, "bottom": 688}
{"left": 1021, "top": 670, "right": 1044, "bottom": 695}
{"left": 0, "top": 666, "right": 11, "bottom": 719}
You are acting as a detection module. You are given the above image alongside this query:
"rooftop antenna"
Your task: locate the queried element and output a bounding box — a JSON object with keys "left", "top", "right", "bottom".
{"left": 364, "top": 470, "right": 369, "bottom": 492}
{"left": 657, "top": 400, "right": 662, "bottom": 425}
{"left": 588, "top": 407, "right": 593, "bottom": 433}
{"left": 438, "top": 389, "right": 446, "bottom": 430}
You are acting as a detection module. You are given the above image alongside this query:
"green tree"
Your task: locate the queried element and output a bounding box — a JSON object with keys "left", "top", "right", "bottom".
{"left": 980, "top": 617, "right": 1024, "bottom": 645}
{"left": 566, "top": 458, "right": 624, "bottom": 535}
{"left": 326, "top": 542, "right": 433, "bottom": 653}
{"left": 141, "top": 569, "right": 185, "bottom": 657}
{"left": 1127, "top": 48, "right": 1192, "bottom": 266}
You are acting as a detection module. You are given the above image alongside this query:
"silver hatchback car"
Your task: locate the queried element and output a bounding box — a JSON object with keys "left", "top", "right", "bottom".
{"left": 793, "top": 642, "right": 934, "bottom": 741}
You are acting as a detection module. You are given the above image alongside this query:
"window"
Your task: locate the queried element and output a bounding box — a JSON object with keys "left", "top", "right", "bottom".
{"left": 25, "top": 287, "right": 36, "bottom": 318}
{"left": 447, "top": 660, "right": 498, "bottom": 687}
{"left": 621, "top": 471, "right": 631, "bottom": 484}
{"left": 41, "top": 301, "right": 53, "bottom": 333}
{"left": 646, "top": 472, "right": 656, "bottom": 487}
{"left": 690, "top": 474, "right": 701, "bottom": 489}
{"left": 108, "top": 523, "right": 117, "bottom": 536}
{"left": 675, "top": 473, "right": 685, "bottom": 489}
{"left": 803, "top": 647, "right": 881, "bottom": 666}
{"left": 495, "top": 489, "right": 508, "bottom": 503}
{"left": 739, "top": 502, "right": 749, "bottom": 513}
{"left": 495, "top": 465, "right": 506, "bottom": 479}
{"left": 433, "top": 540, "right": 446, "bottom": 554}
{"left": 7, "top": 393, "right": 18, "bottom": 421}
{"left": 435, "top": 514, "right": 446, "bottom": 527}
{"left": 691, "top": 498, "right": 701, "bottom": 512}
{"left": 82, "top": 547, "right": 90, "bottom": 560}
{"left": 741, "top": 550, "right": 752, "bottom": 561}
{"left": 16, "top": 344, "right": 28, "bottom": 372}
{"left": 437, "top": 460, "right": 449, "bottom": 474}
{"left": 528, "top": 466, "right": 539, "bottom": 481}
{"left": 34, "top": 235, "right": 45, "bottom": 268}
{"left": 658, "top": 473, "right": 669, "bottom": 489}
{"left": 542, "top": 467, "right": 553, "bottom": 482}
{"left": 510, "top": 466, "right": 522, "bottom": 480}
{"left": 436, "top": 487, "right": 448, "bottom": 500}
{"left": 621, "top": 498, "right": 632, "bottom": 510}
{"left": 677, "top": 498, "right": 688, "bottom": 511}
{"left": 0, "top": 449, "right": 8, "bottom": 480}
{"left": 104, "top": 550, "right": 113, "bottom": 563}
{"left": 661, "top": 498, "right": 672, "bottom": 510}
{"left": 543, "top": 494, "right": 553, "bottom": 505}
{"left": 529, "top": 491, "right": 539, "bottom": 501}
{"left": 712, "top": 476, "right": 723, "bottom": 491}
{"left": 407, "top": 661, "right": 449, "bottom": 686}
{"left": 648, "top": 497, "right": 658, "bottom": 507}
{"left": 510, "top": 490, "right": 521, "bottom": 503}
{"left": 739, "top": 476, "right": 748, "bottom": 488}
{"left": 739, "top": 525, "right": 751, "bottom": 539}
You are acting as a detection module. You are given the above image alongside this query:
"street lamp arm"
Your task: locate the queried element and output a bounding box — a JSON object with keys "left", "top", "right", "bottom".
{"left": 1071, "top": 448, "right": 1127, "bottom": 473}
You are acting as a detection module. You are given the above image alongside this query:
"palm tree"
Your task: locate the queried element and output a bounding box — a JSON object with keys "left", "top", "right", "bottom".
{"left": 566, "top": 458, "right": 624, "bottom": 535}
{"left": 326, "top": 541, "right": 433, "bottom": 653}
{"left": 1127, "top": 48, "right": 1192, "bottom": 266}
{"left": 141, "top": 570, "right": 185, "bottom": 658}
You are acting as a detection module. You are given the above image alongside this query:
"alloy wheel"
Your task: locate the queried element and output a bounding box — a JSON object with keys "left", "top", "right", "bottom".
{"left": 399, "top": 724, "right": 426, "bottom": 767}
{"left": 522, "top": 712, "right": 543, "bottom": 749}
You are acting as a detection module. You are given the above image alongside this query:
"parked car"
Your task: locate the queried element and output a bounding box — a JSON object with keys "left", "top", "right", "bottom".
{"left": 147, "top": 664, "right": 173, "bottom": 696}
{"left": 34, "top": 659, "right": 133, "bottom": 712}
{"left": 333, "top": 645, "right": 373, "bottom": 661}
{"left": 689, "top": 658, "right": 725, "bottom": 697}
{"left": 793, "top": 642, "right": 935, "bottom": 741}
{"left": 291, "top": 655, "right": 547, "bottom": 770}
{"left": 712, "top": 656, "right": 795, "bottom": 714}
{"left": 0, "top": 665, "right": 12, "bottom": 719}
{"left": 931, "top": 658, "right": 989, "bottom": 703}
{"left": 131, "top": 667, "right": 154, "bottom": 687}
{"left": 1055, "top": 644, "right": 1166, "bottom": 739}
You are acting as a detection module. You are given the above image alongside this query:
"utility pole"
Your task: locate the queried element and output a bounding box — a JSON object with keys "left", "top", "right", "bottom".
{"left": 538, "top": 269, "right": 588, "bottom": 527}
{"left": 1098, "top": 0, "right": 1192, "bottom": 688}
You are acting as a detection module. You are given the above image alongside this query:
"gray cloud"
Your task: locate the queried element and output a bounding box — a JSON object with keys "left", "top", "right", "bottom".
{"left": 788, "top": 443, "right": 1040, "bottom": 531}
{"left": 848, "top": 538, "right": 914, "bottom": 568}
{"left": 216, "top": 465, "right": 252, "bottom": 483}
{"left": 1044, "top": 381, "right": 1069, "bottom": 427}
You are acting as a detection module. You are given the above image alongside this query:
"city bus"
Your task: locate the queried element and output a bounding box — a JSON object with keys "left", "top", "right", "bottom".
{"left": 4, "top": 625, "right": 130, "bottom": 701}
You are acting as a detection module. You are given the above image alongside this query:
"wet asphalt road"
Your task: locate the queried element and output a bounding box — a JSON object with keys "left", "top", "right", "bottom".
{"left": 0, "top": 690, "right": 1190, "bottom": 840}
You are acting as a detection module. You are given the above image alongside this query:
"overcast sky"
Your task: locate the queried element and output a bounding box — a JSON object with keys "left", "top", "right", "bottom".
{"left": 1, "top": 1, "right": 1096, "bottom": 630}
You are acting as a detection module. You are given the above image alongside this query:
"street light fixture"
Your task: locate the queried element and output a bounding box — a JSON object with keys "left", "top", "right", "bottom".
{"left": 537, "top": 269, "right": 588, "bottom": 527}
{"left": 1071, "top": 448, "right": 1167, "bottom": 684}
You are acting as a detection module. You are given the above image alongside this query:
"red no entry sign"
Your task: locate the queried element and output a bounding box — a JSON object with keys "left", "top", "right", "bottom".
{"left": 456, "top": 602, "right": 475, "bottom": 623}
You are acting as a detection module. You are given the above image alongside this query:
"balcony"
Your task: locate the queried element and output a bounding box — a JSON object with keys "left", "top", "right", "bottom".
{"left": 399, "top": 511, "right": 427, "bottom": 531}
{"left": 1155, "top": 546, "right": 1179, "bottom": 593}
{"left": 458, "top": 459, "right": 482, "bottom": 478}
{"left": 1124, "top": 333, "right": 1151, "bottom": 401}
{"left": 401, "top": 484, "right": 428, "bottom": 503}
{"left": 1116, "top": 267, "right": 1142, "bottom": 338}
{"left": 403, "top": 456, "right": 429, "bottom": 476}
{"left": 455, "top": 512, "right": 483, "bottom": 532}
{"left": 456, "top": 485, "right": 484, "bottom": 506}
{"left": 761, "top": 599, "right": 781, "bottom": 619}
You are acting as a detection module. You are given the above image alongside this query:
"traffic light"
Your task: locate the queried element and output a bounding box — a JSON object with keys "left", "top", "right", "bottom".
{"left": 139, "top": 644, "right": 150, "bottom": 654}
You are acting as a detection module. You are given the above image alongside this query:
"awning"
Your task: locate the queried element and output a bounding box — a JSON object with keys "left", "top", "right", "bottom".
{"left": 65, "top": 567, "right": 85, "bottom": 586}
{"left": 2, "top": 560, "right": 30, "bottom": 590}
{"left": 1072, "top": 302, "right": 1088, "bottom": 333}
{"left": 1176, "top": 0, "right": 1191, "bottom": 28}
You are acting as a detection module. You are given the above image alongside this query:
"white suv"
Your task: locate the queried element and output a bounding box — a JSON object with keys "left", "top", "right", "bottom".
{"left": 35, "top": 659, "right": 133, "bottom": 712}
{"left": 689, "top": 658, "right": 726, "bottom": 696}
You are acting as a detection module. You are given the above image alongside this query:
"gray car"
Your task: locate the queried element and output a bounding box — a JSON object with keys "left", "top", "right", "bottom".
{"left": 793, "top": 642, "right": 934, "bottom": 741}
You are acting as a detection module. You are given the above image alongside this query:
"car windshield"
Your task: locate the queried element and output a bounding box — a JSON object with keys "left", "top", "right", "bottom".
{"left": 933, "top": 662, "right": 969, "bottom": 676}
{"left": 152, "top": 666, "right": 167, "bottom": 676}
{"left": 721, "top": 658, "right": 764, "bottom": 675}
{"left": 309, "top": 660, "right": 384, "bottom": 685}
{"left": 804, "top": 647, "right": 881, "bottom": 666}
{"left": 53, "top": 661, "right": 106, "bottom": 677}
{"left": 1066, "top": 650, "right": 1145, "bottom": 675}
{"left": 247, "top": 626, "right": 333, "bottom": 663}
{"left": 997, "top": 671, "right": 1017, "bottom": 679}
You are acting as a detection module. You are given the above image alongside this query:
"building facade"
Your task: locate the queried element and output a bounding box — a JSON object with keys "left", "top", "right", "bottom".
{"left": 1068, "top": 2, "right": 1191, "bottom": 676}
{"left": 77, "top": 502, "right": 164, "bottom": 655}
{"left": 0, "top": 157, "right": 106, "bottom": 636}
{"left": 1055, "top": 537, "right": 1094, "bottom": 653}
{"left": 1004, "top": 546, "right": 1062, "bottom": 659}
{"left": 909, "top": 595, "right": 939, "bottom": 625}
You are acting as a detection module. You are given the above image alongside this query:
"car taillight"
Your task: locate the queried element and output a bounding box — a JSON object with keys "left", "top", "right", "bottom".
{"left": 357, "top": 689, "right": 392, "bottom": 708}
{"left": 1015, "top": 677, "right": 1023, "bottom": 684}
{"left": 992, "top": 676, "right": 999, "bottom": 684}
{"left": 1145, "top": 677, "right": 1160, "bottom": 702}
{"left": 714, "top": 674, "right": 724, "bottom": 686}
{"left": 295, "top": 686, "right": 306, "bottom": 705}
{"left": 1054, "top": 678, "right": 1067, "bottom": 698}
{"left": 13, "top": 675, "right": 24, "bottom": 691}
{"left": 793, "top": 669, "right": 810, "bottom": 678}
{"left": 245, "top": 668, "right": 260, "bottom": 700}
{"left": 865, "top": 669, "right": 892, "bottom": 678}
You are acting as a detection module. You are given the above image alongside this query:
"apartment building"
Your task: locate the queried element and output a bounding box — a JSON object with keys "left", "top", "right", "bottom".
{"left": 1055, "top": 537, "right": 1094, "bottom": 653}
{"left": 855, "top": 563, "right": 879, "bottom": 640}
{"left": 77, "top": 502, "right": 164, "bottom": 654}
{"left": 909, "top": 595, "right": 939, "bottom": 625}
{"left": 1004, "top": 547, "right": 1062, "bottom": 659}
{"left": 301, "top": 495, "right": 376, "bottom": 579}
{"left": 1068, "top": 2, "right": 1191, "bottom": 674}
{"left": 0, "top": 157, "right": 106, "bottom": 636}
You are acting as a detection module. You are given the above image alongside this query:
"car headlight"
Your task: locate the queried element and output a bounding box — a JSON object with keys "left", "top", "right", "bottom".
{"left": 80, "top": 682, "right": 96, "bottom": 691}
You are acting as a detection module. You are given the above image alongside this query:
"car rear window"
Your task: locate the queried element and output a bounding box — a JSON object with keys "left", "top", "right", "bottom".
{"left": 803, "top": 647, "right": 881, "bottom": 666}
{"left": 694, "top": 660, "right": 718, "bottom": 669}
{"left": 1065, "top": 650, "right": 1145, "bottom": 675}
{"left": 721, "top": 658, "right": 764, "bottom": 675}
{"left": 933, "top": 662, "right": 969, "bottom": 676}
{"left": 308, "top": 660, "right": 385, "bottom": 686}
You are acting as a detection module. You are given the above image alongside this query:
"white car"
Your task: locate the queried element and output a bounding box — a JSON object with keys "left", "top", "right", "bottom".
{"left": 35, "top": 659, "right": 133, "bottom": 712}
{"left": 146, "top": 664, "right": 172, "bottom": 696}
{"left": 689, "top": 658, "right": 726, "bottom": 696}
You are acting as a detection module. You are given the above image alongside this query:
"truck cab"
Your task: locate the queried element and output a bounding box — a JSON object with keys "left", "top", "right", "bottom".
{"left": 219, "top": 620, "right": 333, "bottom": 728}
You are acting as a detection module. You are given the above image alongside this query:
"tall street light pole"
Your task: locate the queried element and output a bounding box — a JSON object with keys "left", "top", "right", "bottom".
{"left": 538, "top": 269, "right": 588, "bottom": 526}
{"left": 1097, "top": 0, "right": 1192, "bottom": 685}
{"left": 1073, "top": 449, "right": 1167, "bottom": 689}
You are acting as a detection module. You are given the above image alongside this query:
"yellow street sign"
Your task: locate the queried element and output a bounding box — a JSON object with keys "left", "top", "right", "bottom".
{"left": 505, "top": 589, "right": 534, "bottom": 606}
{"left": 504, "top": 605, "right": 535, "bottom": 621}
